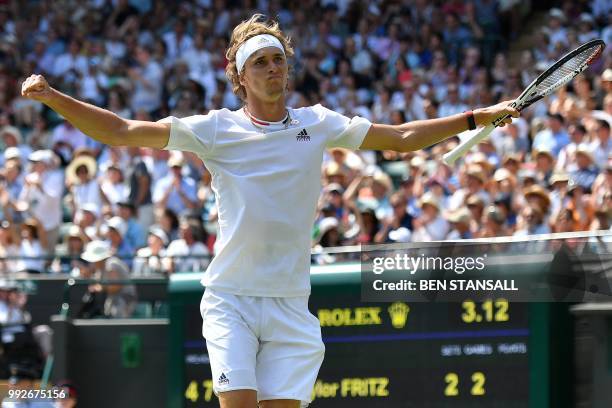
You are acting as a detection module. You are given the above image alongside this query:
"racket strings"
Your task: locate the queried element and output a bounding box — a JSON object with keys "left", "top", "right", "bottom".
{"left": 536, "top": 45, "right": 603, "bottom": 96}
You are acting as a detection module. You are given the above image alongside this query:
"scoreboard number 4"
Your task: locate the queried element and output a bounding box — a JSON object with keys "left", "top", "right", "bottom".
{"left": 444, "top": 372, "right": 486, "bottom": 397}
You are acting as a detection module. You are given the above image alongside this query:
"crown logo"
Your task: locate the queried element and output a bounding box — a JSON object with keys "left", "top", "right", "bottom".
{"left": 388, "top": 302, "right": 410, "bottom": 329}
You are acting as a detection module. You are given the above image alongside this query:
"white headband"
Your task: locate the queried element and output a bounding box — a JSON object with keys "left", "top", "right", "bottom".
{"left": 236, "top": 34, "right": 285, "bottom": 73}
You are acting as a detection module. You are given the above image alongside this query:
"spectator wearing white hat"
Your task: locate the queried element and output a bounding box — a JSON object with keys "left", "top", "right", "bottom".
{"left": 446, "top": 207, "right": 474, "bottom": 240}
{"left": 133, "top": 227, "right": 169, "bottom": 276}
{"left": 545, "top": 8, "right": 568, "bottom": 48}
{"left": 103, "top": 216, "right": 133, "bottom": 266}
{"left": 79, "top": 240, "right": 136, "bottom": 318}
{"left": 548, "top": 172, "right": 570, "bottom": 218}
{"left": 74, "top": 203, "right": 101, "bottom": 242}
{"left": 311, "top": 217, "right": 342, "bottom": 265}
{"left": 569, "top": 145, "right": 599, "bottom": 193}
{"left": 3, "top": 147, "right": 22, "bottom": 168}
{"left": 492, "top": 167, "right": 517, "bottom": 197}
{"left": 153, "top": 153, "right": 198, "bottom": 216}
{"left": 411, "top": 192, "right": 449, "bottom": 242}
{"left": 17, "top": 150, "right": 62, "bottom": 253}
{"left": 0, "top": 126, "right": 32, "bottom": 166}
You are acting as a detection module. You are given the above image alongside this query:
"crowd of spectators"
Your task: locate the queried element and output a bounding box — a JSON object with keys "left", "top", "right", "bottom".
{"left": 0, "top": 0, "right": 610, "bottom": 272}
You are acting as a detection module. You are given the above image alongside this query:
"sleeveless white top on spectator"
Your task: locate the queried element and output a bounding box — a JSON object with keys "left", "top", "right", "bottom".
{"left": 160, "top": 105, "right": 371, "bottom": 296}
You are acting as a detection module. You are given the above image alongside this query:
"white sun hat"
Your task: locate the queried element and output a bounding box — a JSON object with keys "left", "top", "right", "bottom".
{"left": 81, "top": 240, "right": 113, "bottom": 263}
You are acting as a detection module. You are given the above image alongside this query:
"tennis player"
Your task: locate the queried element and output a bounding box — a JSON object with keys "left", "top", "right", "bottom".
{"left": 22, "top": 14, "right": 518, "bottom": 408}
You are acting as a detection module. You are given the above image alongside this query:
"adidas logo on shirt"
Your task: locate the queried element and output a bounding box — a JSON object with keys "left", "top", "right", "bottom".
{"left": 218, "top": 372, "right": 229, "bottom": 385}
{"left": 296, "top": 129, "right": 310, "bottom": 141}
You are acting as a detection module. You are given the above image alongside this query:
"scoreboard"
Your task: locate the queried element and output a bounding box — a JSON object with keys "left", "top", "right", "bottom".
{"left": 310, "top": 298, "right": 529, "bottom": 407}
{"left": 168, "top": 263, "right": 572, "bottom": 408}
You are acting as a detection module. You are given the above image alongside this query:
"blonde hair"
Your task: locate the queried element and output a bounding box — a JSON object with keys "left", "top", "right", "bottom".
{"left": 225, "top": 14, "right": 294, "bottom": 101}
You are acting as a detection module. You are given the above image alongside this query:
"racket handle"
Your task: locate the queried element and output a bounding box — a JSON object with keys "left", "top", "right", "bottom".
{"left": 443, "top": 123, "right": 495, "bottom": 165}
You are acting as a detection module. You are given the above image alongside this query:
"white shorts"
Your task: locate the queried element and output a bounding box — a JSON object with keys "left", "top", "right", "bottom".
{"left": 200, "top": 288, "right": 325, "bottom": 407}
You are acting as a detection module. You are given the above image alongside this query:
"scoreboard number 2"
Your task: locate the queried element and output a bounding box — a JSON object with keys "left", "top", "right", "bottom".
{"left": 444, "top": 373, "right": 459, "bottom": 397}
{"left": 444, "top": 372, "right": 486, "bottom": 397}
{"left": 471, "top": 372, "right": 486, "bottom": 396}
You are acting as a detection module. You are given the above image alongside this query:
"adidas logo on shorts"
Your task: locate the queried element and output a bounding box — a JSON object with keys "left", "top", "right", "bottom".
{"left": 296, "top": 129, "right": 310, "bottom": 141}
{"left": 218, "top": 372, "right": 229, "bottom": 385}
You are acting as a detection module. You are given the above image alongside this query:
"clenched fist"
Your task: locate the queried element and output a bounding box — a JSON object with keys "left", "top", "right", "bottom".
{"left": 473, "top": 100, "right": 520, "bottom": 127}
{"left": 21, "top": 74, "right": 54, "bottom": 104}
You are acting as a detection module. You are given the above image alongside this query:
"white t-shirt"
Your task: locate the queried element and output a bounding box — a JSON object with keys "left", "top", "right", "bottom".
{"left": 17, "top": 239, "right": 46, "bottom": 273}
{"left": 19, "top": 171, "right": 63, "bottom": 231}
{"left": 73, "top": 180, "right": 102, "bottom": 211}
{"left": 160, "top": 105, "right": 371, "bottom": 296}
{"left": 165, "top": 239, "right": 210, "bottom": 273}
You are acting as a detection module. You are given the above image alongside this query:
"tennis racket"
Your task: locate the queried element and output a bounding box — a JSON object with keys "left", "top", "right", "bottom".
{"left": 443, "top": 39, "right": 606, "bottom": 165}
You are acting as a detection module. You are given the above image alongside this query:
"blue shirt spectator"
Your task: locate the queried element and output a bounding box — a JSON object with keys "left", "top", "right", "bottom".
{"left": 532, "top": 113, "right": 570, "bottom": 157}
{"left": 153, "top": 155, "right": 198, "bottom": 216}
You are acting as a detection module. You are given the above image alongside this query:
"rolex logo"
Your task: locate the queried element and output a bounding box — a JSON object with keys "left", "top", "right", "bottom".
{"left": 388, "top": 302, "right": 410, "bottom": 329}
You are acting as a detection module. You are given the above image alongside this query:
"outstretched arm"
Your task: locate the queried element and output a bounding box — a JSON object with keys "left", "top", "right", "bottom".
{"left": 359, "top": 101, "right": 519, "bottom": 152}
{"left": 21, "top": 74, "right": 170, "bottom": 149}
